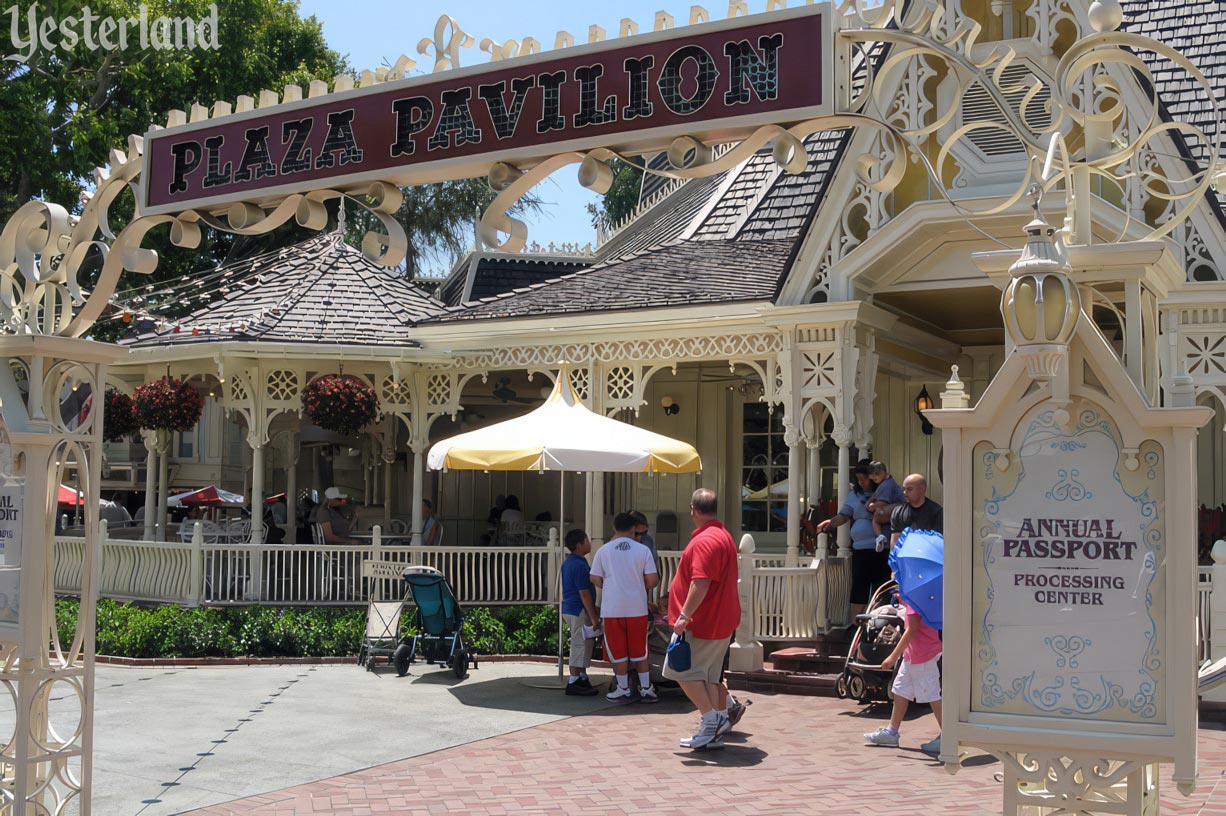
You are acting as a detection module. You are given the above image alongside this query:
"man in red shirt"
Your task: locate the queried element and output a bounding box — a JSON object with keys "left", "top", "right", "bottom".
{"left": 664, "top": 488, "right": 741, "bottom": 750}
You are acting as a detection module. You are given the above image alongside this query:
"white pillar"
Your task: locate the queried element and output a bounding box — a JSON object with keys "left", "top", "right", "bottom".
{"left": 156, "top": 436, "right": 169, "bottom": 542}
{"left": 727, "top": 533, "right": 764, "bottom": 671}
{"left": 806, "top": 440, "right": 821, "bottom": 509}
{"left": 411, "top": 446, "right": 424, "bottom": 546}
{"left": 590, "top": 473, "right": 605, "bottom": 551}
{"left": 285, "top": 435, "right": 298, "bottom": 545}
{"left": 142, "top": 432, "right": 157, "bottom": 540}
{"left": 249, "top": 443, "right": 264, "bottom": 601}
{"left": 835, "top": 439, "right": 852, "bottom": 558}
{"left": 785, "top": 439, "right": 802, "bottom": 566}
{"left": 382, "top": 458, "right": 393, "bottom": 527}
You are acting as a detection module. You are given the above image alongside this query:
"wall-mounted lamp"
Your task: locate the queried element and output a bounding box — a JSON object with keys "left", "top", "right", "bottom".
{"left": 914, "top": 385, "right": 934, "bottom": 435}
{"left": 661, "top": 396, "right": 680, "bottom": 416}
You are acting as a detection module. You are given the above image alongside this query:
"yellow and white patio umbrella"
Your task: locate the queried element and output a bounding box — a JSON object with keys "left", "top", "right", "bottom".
{"left": 427, "top": 364, "right": 700, "bottom": 686}
{"left": 427, "top": 365, "right": 701, "bottom": 474}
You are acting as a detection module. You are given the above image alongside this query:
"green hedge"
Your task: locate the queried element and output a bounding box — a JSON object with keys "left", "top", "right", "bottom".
{"left": 55, "top": 599, "right": 559, "bottom": 659}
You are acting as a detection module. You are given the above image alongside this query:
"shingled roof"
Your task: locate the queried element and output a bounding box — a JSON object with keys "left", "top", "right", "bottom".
{"left": 430, "top": 128, "right": 849, "bottom": 323}
{"left": 126, "top": 232, "right": 445, "bottom": 348}
{"left": 437, "top": 253, "right": 592, "bottom": 307}
{"left": 424, "top": 238, "right": 797, "bottom": 322}
{"left": 1123, "top": 0, "right": 1226, "bottom": 164}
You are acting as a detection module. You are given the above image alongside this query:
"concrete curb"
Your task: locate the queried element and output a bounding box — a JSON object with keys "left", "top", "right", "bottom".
{"left": 93, "top": 653, "right": 595, "bottom": 668}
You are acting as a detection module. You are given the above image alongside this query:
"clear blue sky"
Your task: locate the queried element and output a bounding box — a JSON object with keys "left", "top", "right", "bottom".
{"left": 296, "top": 0, "right": 746, "bottom": 269}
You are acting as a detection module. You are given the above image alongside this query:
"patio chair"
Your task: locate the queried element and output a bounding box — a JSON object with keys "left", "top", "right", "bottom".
{"left": 358, "top": 600, "right": 405, "bottom": 672}
{"left": 311, "top": 523, "right": 349, "bottom": 601}
{"left": 388, "top": 518, "right": 409, "bottom": 536}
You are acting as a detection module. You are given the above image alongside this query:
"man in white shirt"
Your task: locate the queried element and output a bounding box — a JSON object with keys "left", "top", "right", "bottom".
{"left": 591, "top": 512, "right": 660, "bottom": 703}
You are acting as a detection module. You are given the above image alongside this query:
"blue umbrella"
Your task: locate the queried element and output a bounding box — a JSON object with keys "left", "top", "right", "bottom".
{"left": 888, "top": 528, "right": 943, "bottom": 630}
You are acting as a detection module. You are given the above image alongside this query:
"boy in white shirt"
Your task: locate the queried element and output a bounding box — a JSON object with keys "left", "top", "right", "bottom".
{"left": 590, "top": 512, "right": 660, "bottom": 703}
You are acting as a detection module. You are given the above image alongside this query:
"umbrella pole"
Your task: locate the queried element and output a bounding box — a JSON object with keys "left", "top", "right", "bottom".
{"left": 557, "top": 470, "right": 565, "bottom": 684}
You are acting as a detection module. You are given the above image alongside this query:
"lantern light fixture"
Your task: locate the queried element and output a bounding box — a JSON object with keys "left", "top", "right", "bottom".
{"left": 914, "top": 385, "right": 934, "bottom": 435}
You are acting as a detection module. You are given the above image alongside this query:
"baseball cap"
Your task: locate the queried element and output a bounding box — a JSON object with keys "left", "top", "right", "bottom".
{"left": 324, "top": 487, "right": 347, "bottom": 500}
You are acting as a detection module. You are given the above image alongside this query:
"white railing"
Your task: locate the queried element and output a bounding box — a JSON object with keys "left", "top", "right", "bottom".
{"left": 747, "top": 556, "right": 850, "bottom": 641}
{"left": 54, "top": 526, "right": 560, "bottom": 607}
{"left": 53, "top": 527, "right": 853, "bottom": 656}
{"left": 1200, "top": 566, "right": 1213, "bottom": 663}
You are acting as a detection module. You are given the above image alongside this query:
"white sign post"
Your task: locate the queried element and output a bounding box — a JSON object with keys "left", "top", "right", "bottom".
{"left": 928, "top": 207, "right": 1213, "bottom": 814}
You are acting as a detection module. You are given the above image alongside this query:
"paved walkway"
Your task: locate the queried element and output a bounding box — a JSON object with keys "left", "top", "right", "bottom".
{"left": 178, "top": 683, "right": 1226, "bottom": 816}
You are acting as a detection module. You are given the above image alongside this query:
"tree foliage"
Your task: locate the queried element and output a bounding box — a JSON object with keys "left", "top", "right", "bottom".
{"left": 0, "top": 0, "right": 346, "bottom": 224}
{"left": 586, "top": 158, "right": 644, "bottom": 229}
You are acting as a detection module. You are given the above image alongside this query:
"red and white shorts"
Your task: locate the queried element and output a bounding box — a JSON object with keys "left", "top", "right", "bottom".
{"left": 602, "top": 615, "right": 649, "bottom": 663}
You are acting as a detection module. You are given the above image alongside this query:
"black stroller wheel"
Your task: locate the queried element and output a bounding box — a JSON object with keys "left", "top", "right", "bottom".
{"left": 357, "top": 644, "right": 367, "bottom": 666}
{"left": 451, "top": 650, "right": 468, "bottom": 679}
{"left": 848, "top": 674, "right": 867, "bottom": 701}
{"left": 835, "top": 672, "right": 850, "bottom": 699}
{"left": 393, "top": 643, "right": 413, "bottom": 677}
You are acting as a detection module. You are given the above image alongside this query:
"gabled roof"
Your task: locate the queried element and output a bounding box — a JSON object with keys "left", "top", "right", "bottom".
{"left": 126, "top": 232, "right": 445, "bottom": 348}
{"left": 429, "top": 129, "right": 849, "bottom": 323}
{"left": 423, "top": 238, "right": 797, "bottom": 322}
{"left": 437, "top": 252, "right": 591, "bottom": 307}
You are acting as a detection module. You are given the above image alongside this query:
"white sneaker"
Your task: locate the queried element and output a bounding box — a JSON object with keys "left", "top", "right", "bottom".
{"left": 715, "top": 713, "right": 732, "bottom": 738}
{"left": 688, "top": 714, "right": 727, "bottom": 750}
{"left": 606, "top": 685, "right": 634, "bottom": 702}
{"left": 639, "top": 686, "right": 659, "bottom": 704}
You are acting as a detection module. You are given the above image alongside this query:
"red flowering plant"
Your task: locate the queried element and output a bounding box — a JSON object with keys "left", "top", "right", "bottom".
{"left": 302, "top": 375, "right": 379, "bottom": 436}
{"left": 102, "top": 389, "right": 138, "bottom": 442}
{"left": 134, "top": 377, "right": 203, "bottom": 432}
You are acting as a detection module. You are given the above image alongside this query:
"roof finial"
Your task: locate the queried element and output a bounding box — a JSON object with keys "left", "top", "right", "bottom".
{"left": 337, "top": 195, "right": 346, "bottom": 239}
{"left": 1028, "top": 182, "right": 1042, "bottom": 219}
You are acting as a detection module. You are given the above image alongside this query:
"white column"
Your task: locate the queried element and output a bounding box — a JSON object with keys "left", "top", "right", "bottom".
{"left": 590, "top": 472, "right": 605, "bottom": 552}
{"left": 383, "top": 456, "right": 393, "bottom": 528}
{"left": 785, "top": 437, "right": 802, "bottom": 566}
{"left": 727, "top": 533, "right": 764, "bottom": 671}
{"left": 284, "top": 435, "right": 298, "bottom": 545}
{"left": 248, "top": 443, "right": 264, "bottom": 601}
{"left": 411, "top": 446, "right": 424, "bottom": 545}
{"left": 806, "top": 440, "right": 821, "bottom": 510}
{"left": 142, "top": 432, "right": 157, "bottom": 540}
{"left": 155, "top": 436, "right": 169, "bottom": 542}
{"left": 835, "top": 438, "right": 852, "bottom": 557}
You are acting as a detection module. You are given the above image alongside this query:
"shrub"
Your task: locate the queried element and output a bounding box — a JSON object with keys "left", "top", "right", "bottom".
{"left": 53, "top": 600, "right": 556, "bottom": 658}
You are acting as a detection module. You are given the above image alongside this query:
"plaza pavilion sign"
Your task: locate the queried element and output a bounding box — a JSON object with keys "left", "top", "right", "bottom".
{"left": 139, "top": 5, "right": 831, "bottom": 216}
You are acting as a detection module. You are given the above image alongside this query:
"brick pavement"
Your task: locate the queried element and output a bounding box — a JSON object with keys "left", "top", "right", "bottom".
{"left": 184, "top": 690, "right": 1226, "bottom": 816}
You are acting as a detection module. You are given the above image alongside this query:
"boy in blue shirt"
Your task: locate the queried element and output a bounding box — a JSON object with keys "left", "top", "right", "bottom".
{"left": 561, "top": 528, "right": 601, "bottom": 695}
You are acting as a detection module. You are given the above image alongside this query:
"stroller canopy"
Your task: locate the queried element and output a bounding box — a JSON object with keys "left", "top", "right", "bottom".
{"left": 403, "top": 566, "right": 462, "bottom": 634}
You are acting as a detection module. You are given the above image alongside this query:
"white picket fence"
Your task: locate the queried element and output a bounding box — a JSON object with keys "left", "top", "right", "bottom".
{"left": 52, "top": 526, "right": 851, "bottom": 643}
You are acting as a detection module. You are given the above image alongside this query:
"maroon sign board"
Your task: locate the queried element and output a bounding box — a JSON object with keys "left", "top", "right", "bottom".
{"left": 139, "top": 5, "right": 831, "bottom": 217}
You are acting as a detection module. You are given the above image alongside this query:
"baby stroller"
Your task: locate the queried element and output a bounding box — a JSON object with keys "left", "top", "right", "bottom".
{"left": 835, "top": 580, "right": 904, "bottom": 703}
{"left": 392, "top": 566, "right": 478, "bottom": 679}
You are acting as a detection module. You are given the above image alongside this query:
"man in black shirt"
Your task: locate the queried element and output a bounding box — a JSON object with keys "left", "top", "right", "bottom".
{"left": 890, "top": 474, "right": 943, "bottom": 549}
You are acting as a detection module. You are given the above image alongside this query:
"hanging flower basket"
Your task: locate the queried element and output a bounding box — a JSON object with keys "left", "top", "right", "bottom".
{"left": 302, "top": 375, "right": 379, "bottom": 436}
{"left": 134, "top": 378, "right": 202, "bottom": 433}
{"left": 102, "top": 389, "right": 138, "bottom": 442}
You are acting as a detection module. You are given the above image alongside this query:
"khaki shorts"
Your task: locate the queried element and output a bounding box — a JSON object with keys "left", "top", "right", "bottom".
{"left": 562, "top": 611, "right": 595, "bottom": 669}
{"left": 662, "top": 635, "right": 731, "bottom": 684}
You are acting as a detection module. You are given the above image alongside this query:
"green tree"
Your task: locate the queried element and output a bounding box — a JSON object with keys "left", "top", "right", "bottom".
{"left": 0, "top": 0, "right": 346, "bottom": 224}
{"left": 586, "top": 158, "right": 644, "bottom": 229}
